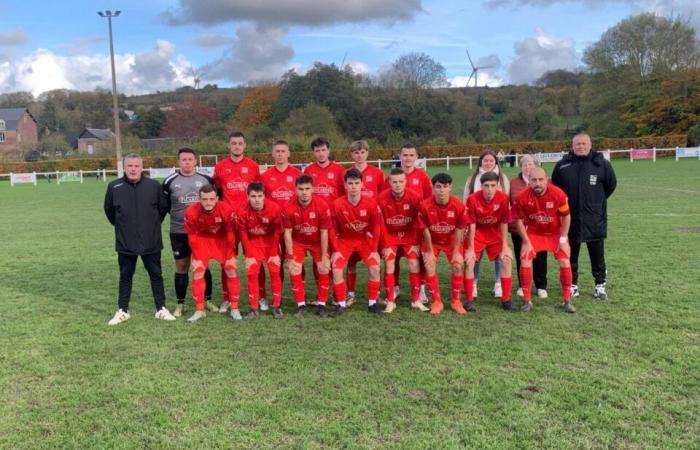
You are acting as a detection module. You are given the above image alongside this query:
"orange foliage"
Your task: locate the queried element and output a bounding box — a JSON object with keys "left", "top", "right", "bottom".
{"left": 230, "top": 84, "right": 280, "bottom": 132}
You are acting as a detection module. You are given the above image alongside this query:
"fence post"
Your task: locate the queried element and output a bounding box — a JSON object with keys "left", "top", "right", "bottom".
{"left": 103, "top": 168, "right": 107, "bottom": 182}
{"left": 446, "top": 156, "right": 450, "bottom": 171}
{"left": 56, "top": 171, "right": 61, "bottom": 184}
{"left": 629, "top": 148, "right": 633, "bottom": 163}
{"left": 378, "top": 159, "right": 382, "bottom": 169}
{"left": 675, "top": 147, "right": 679, "bottom": 161}
{"left": 33, "top": 172, "right": 37, "bottom": 186}
{"left": 653, "top": 147, "right": 656, "bottom": 162}
{"left": 469, "top": 156, "right": 473, "bottom": 169}
{"left": 10, "top": 172, "right": 13, "bottom": 187}
{"left": 80, "top": 170, "right": 84, "bottom": 184}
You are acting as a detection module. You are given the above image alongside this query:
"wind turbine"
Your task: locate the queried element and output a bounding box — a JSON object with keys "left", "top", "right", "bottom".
{"left": 466, "top": 50, "right": 495, "bottom": 88}
{"left": 189, "top": 68, "right": 201, "bottom": 89}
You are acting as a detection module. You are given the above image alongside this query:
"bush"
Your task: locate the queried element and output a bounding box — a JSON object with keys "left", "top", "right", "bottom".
{"left": 687, "top": 123, "right": 700, "bottom": 147}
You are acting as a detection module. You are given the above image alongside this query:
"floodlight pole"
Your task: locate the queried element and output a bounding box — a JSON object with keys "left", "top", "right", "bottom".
{"left": 98, "top": 10, "right": 123, "bottom": 177}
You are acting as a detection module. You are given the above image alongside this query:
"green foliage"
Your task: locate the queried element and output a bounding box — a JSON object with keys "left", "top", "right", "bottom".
{"left": 279, "top": 102, "right": 338, "bottom": 137}
{"left": 379, "top": 52, "right": 448, "bottom": 89}
{"left": 687, "top": 122, "right": 700, "bottom": 146}
{"left": 129, "top": 106, "right": 166, "bottom": 139}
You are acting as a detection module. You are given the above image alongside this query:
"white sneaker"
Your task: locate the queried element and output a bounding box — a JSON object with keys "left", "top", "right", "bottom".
{"left": 155, "top": 307, "right": 176, "bottom": 321}
{"left": 384, "top": 302, "right": 397, "bottom": 314}
{"left": 259, "top": 298, "right": 269, "bottom": 311}
{"left": 393, "top": 286, "right": 400, "bottom": 299}
{"left": 187, "top": 311, "right": 206, "bottom": 322}
{"left": 347, "top": 291, "right": 355, "bottom": 307}
{"left": 516, "top": 288, "right": 524, "bottom": 297}
{"left": 594, "top": 284, "right": 608, "bottom": 301}
{"left": 229, "top": 309, "right": 243, "bottom": 320}
{"left": 494, "top": 282, "right": 503, "bottom": 298}
{"left": 537, "top": 289, "right": 548, "bottom": 299}
{"left": 418, "top": 285, "right": 428, "bottom": 304}
{"left": 411, "top": 301, "right": 429, "bottom": 312}
{"left": 571, "top": 284, "right": 580, "bottom": 297}
{"left": 108, "top": 309, "right": 130, "bottom": 326}
{"left": 218, "top": 301, "right": 231, "bottom": 313}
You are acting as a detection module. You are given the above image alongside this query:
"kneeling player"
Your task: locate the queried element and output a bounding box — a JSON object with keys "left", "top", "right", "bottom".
{"left": 283, "top": 175, "right": 332, "bottom": 317}
{"left": 418, "top": 173, "right": 468, "bottom": 316}
{"left": 237, "top": 182, "right": 284, "bottom": 319}
{"left": 184, "top": 185, "right": 240, "bottom": 322}
{"left": 378, "top": 168, "right": 427, "bottom": 313}
{"left": 329, "top": 168, "right": 383, "bottom": 316}
{"left": 514, "top": 167, "right": 575, "bottom": 313}
{"left": 464, "top": 172, "right": 517, "bottom": 312}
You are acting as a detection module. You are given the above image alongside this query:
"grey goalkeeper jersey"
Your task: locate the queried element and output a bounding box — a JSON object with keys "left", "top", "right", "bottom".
{"left": 162, "top": 171, "right": 214, "bottom": 234}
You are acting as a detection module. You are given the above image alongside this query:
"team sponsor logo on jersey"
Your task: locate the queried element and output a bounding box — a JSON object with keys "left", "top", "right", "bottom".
{"left": 226, "top": 179, "right": 247, "bottom": 190}
{"left": 313, "top": 184, "right": 334, "bottom": 195}
{"left": 589, "top": 175, "right": 597, "bottom": 185}
{"left": 430, "top": 222, "right": 454, "bottom": 233}
{"left": 403, "top": 204, "right": 410, "bottom": 210}
{"left": 309, "top": 212, "right": 316, "bottom": 219}
{"left": 479, "top": 216, "right": 498, "bottom": 225}
{"left": 345, "top": 221, "right": 368, "bottom": 232}
{"left": 180, "top": 193, "right": 199, "bottom": 204}
{"left": 249, "top": 226, "right": 266, "bottom": 235}
{"left": 529, "top": 213, "right": 554, "bottom": 224}
{"left": 296, "top": 223, "right": 319, "bottom": 235}
{"left": 360, "top": 209, "right": 367, "bottom": 217}
{"left": 272, "top": 188, "right": 294, "bottom": 201}
{"left": 386, "top": 215, "right": 412, "bottom": 226}
{"left": 447, "top": 211, "right": 455, "bottom": 218}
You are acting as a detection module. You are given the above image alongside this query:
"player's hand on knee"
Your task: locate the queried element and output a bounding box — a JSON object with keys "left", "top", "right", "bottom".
{"left": 224, "top": 257, "right": 237, "bottom": 271}
{"left": 520, "top": 242, "right": 534, "bottom": 260}
{"left": 557, "top": 241, "right": 570, "bottom": 258}
{"left": 464, "top": 248, "right": 476, "bottom": 264}
{"left": 381, "top": 248, "right": 394, "bottom": 260}
{"left": 245, "top": 257, "right": 257, "bottom": 270}
{"left": 369, "top": 252, "right": 380, "bottom": 265}
{"left": 330, "top": 251, "right": 342, "bottom": 266}
{"left": 268, "top": 255, "right": 281, "bottom": 267}
{"left": 318, "top": 257, "right": 330, "bottom": 273}
{"left": 500, "top": 246, "right": 513, "bottom": 263}
{"left": 451, "top": 252, "right": 464, "bottom": 267}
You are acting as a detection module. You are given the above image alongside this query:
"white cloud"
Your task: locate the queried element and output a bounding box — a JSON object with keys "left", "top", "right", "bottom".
{"left": 345, "top": 61, "right": 371, "bottom": 75}
{"left": 0, "top": 41, "right": 195, "bottom": 97}
{"left": 507, "top": 28, "right": 577, "bottom": 84}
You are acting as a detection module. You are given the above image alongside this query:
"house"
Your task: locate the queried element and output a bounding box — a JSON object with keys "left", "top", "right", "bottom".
{"left": 0, "top": 107, "right": 39, "bottom": 159}
{"left": 77, "top": 127, "right": 114, "bottom": 154}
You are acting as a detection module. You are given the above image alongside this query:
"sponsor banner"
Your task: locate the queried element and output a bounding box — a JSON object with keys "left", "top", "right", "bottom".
{"left": 149, "top": 168, "right": 176, "bottom": 179}
{"left": 59, "top": 171, "right": 82, "bottom": 182}
{"left": 10, "top": 172, "right": 37, "bottom": 186}
{"left": 199, "top": 166, "right": 215, "bottom": 176}
{"left": 415, "top": 158, "right": 427, "bottom": 169}
{"left": 630, "top": 149, "right": 654, "bottom": 160}
{"left": 535, "top": 152, "right": 564, "bottom": 163}
{"left": 676, "top": 147, "right": 700, "bottom": 159}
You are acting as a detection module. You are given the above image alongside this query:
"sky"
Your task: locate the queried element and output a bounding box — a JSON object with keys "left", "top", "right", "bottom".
{"left": 0, "top": 0, "right": 698, "bottom": 97}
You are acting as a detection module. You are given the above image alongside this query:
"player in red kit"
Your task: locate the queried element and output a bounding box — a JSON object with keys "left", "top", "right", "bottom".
{"left": 212, "top": 131, "right": 260, "bottom": 313}
{"left": 237, "top": 182, "right": 284, "bottom": 319}
{"left": 329, "top": 168, "right": 383, "bottom": 316}
{"left": 283, "top": 175, "right": 332, "bottom": 317}
{"left": 303, "top": 137, "right": 345, "bottom": 202}
{"left": 183, "top": 185, "right": 240, "bottom": 322}
{"left": 378, "top": 168, "right": 427, "bottom": 313}
{"left": 345, "top": 140, "right": 385, "bottom": 304}
{"left": 464, "top": 171, "right": 517, "bottom": 312}
{"left": 418, "top": 173, "right": 468, "bottom": 316}
{"left": 514, "top": 167, "right": 576, "bottom": 313}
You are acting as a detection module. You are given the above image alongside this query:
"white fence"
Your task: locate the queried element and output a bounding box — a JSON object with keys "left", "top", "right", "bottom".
{"left": 2, "top": 146, "right": 697, "bottom": 185}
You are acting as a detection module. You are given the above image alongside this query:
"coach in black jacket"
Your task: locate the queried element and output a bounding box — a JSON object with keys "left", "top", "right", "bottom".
{"left": 551, "top": 133, "right": 617, "bottom": 300}
{"left": 103, "top": 153, "right": 174, "bottom": 325}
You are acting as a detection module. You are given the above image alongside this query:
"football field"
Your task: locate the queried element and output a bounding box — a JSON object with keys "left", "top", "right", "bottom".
{"left": 1, "top": 159, "right": 698, "bottom": 449}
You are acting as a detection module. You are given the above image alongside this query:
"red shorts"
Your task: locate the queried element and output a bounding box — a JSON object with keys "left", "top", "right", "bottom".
{"left": 332, "top": 239, "right": 379, "bottom": 270}
{"left": 245, "top": 244, "right": 280, "bottom": 261}
{"left": 288, "top": 243, "right": 325, "bottom": 264}
{"left": 523, "top": 233, "right": 568, "bottom": 260}
{"left": 189, "top": 235, "right": 235, "bottom": 264}
{"left": 383, "top": 243, "right": 420, "bottom": 261}
{"left": 473, "top": 236, "right": 502, "bottom": 262}
{"left": 422, "top": 243, "right": 463, "bottom": 262}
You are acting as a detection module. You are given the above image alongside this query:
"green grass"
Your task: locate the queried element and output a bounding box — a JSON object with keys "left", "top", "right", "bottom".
{"left": 1, "top": 160, "right": 698, "bottom": 449}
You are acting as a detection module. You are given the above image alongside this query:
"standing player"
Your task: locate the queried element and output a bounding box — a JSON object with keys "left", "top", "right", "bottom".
{"left": 237, "top": 182, "right": 284, "bottom": 319}
{"left": 383, "top": 143, "right": 432, "bottom": 303}
{"left": 329, "top": 169, "right": 383, "bottom": 316}
{"left": 303, "top": 137, "right": 346, "bottom": 202}
{"left": 213, "top": 131, "right": 260, "bottom": 313}
{"left": 345, "top": 140, "right": 385, "bottom": 304}
{"left": 377, "top": 168, "right": 427, "bottom": 313}
{"left": 463, "top": 172, "right": 517, "bottom": 312}
{"left": 418, "top": 173, "right": 468, "bottom": 316}
{"left": 514, "top": 167, "right": 576, "bottom": 313}
{"left": 162, "top": 148, "right": 216, "bottom": 317}
{"left": 183, "top": 185, "right": 241, "bottom": 322}
{"left": 283, "top": 175, "right": 332, "bottom": 317}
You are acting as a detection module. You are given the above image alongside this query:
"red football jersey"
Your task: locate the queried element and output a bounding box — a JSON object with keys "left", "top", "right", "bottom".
{"left": 384, "top": 167, "right": 432, "bottom": 200}
{"left": 236, "top": 200, "right": 283, "bottom": 251}
{"left": 378, "top": 189, "right": 422, "bottom": 246}
{"left": 282, "top": 197, "right": 332, "bottom": 247}
{"left": 514, "top": 184, "right": 570, "bottom": 236}
{"left": 184, "top": 201, "right": 235, "bottom": 237}
{"left": 261, "top": 165, "right": 302, "bottom": 209}
{"left": 466, "top": 190, "right": 511, "bottom": 243}
{"left": 418, "top": 196, "right": 468, "bottom": 247}
{"left": 213, "top": 156, "right": 261, "bottom": 209}
{"left": 303, "top": 161, "right": 346, "bottom": 201}
{"left": 330, "top": 196, "right": 381, "bottom": 250}
{"left": 349, "top": 164, "right": 384, "bottom": 199}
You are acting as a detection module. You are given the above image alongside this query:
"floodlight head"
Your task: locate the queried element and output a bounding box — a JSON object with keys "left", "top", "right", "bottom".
{"left": 114, "top": 10, "right": 121, "bottom": 16}
{"left": 97, "top": 11, "right": 105, "bottom": 17}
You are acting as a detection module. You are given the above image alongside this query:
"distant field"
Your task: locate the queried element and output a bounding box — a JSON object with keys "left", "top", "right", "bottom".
{"left": 1, "top": 159, "right": 698, "bottom": 449}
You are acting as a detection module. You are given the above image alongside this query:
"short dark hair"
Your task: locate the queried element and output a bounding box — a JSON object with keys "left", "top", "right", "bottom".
{"left": 344, "top": 168, "right": 362, "bottom": 182}
{"left": 273, "top": 139, "right": 289, "bottom": 148}
{"left": 389, "top": 167, "right": 405, "bottom": 176}
{"left": 178, "top": 147, "right": 196, "bottom": 157}
{"left": 431, "top": 173, "right": 452, "bottom": 186}
{"left": 247, "top": 182, "right": 264, "bottom": 194}
{"left": 400, "top": 143, "right": 417, "bottom": 154}
{"left": 311, "top": 137, "right": 330, "bottom": 150}
{"left": 480, "top": 171, "right": 500, "bottom": 184}
{"left": 296, "top": 174, "right": 313, "bottom": 186}
{"left": 228, "top": 131, "right": 245, "bottom": 140}
{"left": 199, "top": 184, "right": 216, "bottom": 194}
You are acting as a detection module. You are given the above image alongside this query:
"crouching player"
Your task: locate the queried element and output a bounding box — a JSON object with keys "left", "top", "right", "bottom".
{"left": 464, "top": 171, "right": 517, "bottom": 312}
{"left": 184, "top": 184, "right": 240, "bottom": 322}
{"left": 378, "top": 168, "right": 427, "bottom": 313}
{"left": 329, "top": 168, "right": 383, "bottom": 316}
{"left": 283, "top": 175, "right": 333, "bottom": 318}
{"left": 513, "top": 167, "right": 575, "bottom": 313}
{"left": 236, "top": 182, "right": 284, "bottom": 318}
{"left": 418, "top": 173, "right": 468, "bottom": 316}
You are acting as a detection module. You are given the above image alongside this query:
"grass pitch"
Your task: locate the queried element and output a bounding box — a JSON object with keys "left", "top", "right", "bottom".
{"left": 0, "top": 160, "right": 698, "bottom": 449}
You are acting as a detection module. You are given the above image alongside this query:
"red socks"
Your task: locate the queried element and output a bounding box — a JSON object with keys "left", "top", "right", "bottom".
{"left": 520, "top": 266, "right": 533, "bottom": 301}
{"left": 269, "top": 266, "right": 282, "bottom": 308}
{"left": 333, "top": 281, "right": 346, "bottom": 303}
{"left": 247, "top": 265, "right": 260, "bottom": 310}
{"left": 290, "top": 273, "right": 305, "bottom": 305}
{"left": 409, "top": 272, "right": 421, "bottom": 302}
{"left": 225, "top": 275, "right": 240, "bottom": 310}
{"left": 192, "top": 277, "right": 205, "bottom": 311}
{"left": 384, "top": 273, "right": 396, "bottom": 302}
{"left": 464, "top": 277, "right": 475, "bottom": 302}
{"left": 450, "top": 274, "right": 463, "bottom": 303}
{"left": 426, "top": 274, "right": 441, "bottom": 302}
{"left": 317, "top": 272, "right": 330, "bottom": 304}
{"left": 500, "top": 276, "right": 512, "bottom": 302}
{"left": 560, "top": 266, "right": 572, "bottom": 301}
{"left": 367, "top": 280, "right": 380, "bottom": 301}
{"left": 346, "top": 271, "right": 357, "bottom": 292}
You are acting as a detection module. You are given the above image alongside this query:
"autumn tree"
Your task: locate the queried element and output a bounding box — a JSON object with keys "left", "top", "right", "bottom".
{"left": 379, "top": 52, "right": 447, "bottom": 89}
{"left": 160, "top": 97, "right": 220, "bottom": 139}
{"left": 230, "top": 84, "right": 280, "bottom": 132}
